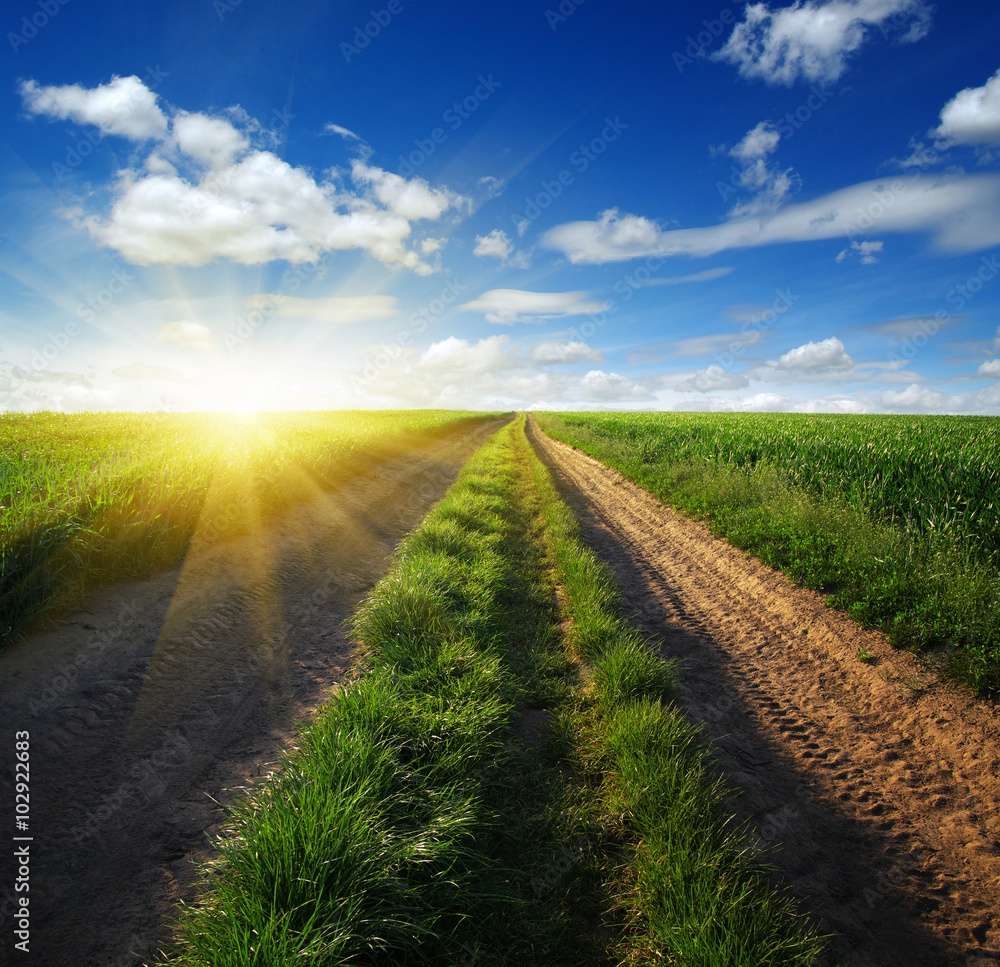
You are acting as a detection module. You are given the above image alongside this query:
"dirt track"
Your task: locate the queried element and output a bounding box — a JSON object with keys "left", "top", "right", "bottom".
{"left": 528, "top": 417, "right": 1000, "bottom": 967}
{"left": 0, "top": 417, "right": 507, "bottom": 967}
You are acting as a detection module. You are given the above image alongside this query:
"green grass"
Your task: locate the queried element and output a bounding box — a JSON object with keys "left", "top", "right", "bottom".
{"left": 533, "top": 411, "right": 1000, "bottom": 696}
{"left": 527, "top": 421, "right": 830, "bottom": 966}
{"left": 0, "top": 409, "right": 495, "bottom": 650}
{"left": 162, "top": 414, "right": 829, "bottom": 966}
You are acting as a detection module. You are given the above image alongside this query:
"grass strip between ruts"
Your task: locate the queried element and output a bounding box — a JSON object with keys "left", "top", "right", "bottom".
{"left": 160, "top": 414, "right": 829, "bottom": 965}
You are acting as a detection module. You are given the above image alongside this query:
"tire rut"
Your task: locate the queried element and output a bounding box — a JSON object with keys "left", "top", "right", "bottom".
{"left": 528, "top": 416, "right": 1000, "bottom": 967}
{"left": 0, "top": 417, "right": 508, "bottom": 967}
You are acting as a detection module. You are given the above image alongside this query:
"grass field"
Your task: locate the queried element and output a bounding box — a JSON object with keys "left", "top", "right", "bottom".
{"left": 0, "top": 410, "right": 493, "bottom": 649}
{"left": 533, "top": 411, "right": 1000, "bottom": 695}
{"left": 161, "top": 415, "right": 828, "bottom": 966}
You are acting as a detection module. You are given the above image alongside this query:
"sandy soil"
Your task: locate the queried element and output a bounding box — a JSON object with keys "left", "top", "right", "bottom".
{"left": 0, "top": 417, "right": 507, "bottom": 967}
{"left": 528, "top": 417, "right": 1000, "bottom": 967}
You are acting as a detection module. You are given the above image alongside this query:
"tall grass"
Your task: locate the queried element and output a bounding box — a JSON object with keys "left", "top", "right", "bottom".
{"left": 162, "top": 414, "right": 830, "bottom": 965}
{"left": 162, "top": 416, "right": 601, "bottom": 966}
{"left": 534, "top": 411, "right": 1000, "bottom": 695}
{"left": 526, "top": 422, "right": 830, "bottom": 966}
{"left": 0, "top": 409, "right": 493, "bottom": 648}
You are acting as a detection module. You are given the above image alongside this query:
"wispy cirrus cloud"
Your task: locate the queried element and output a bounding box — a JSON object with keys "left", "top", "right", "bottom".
{"left": 459, "top": 288, "right": 609, "bottom": 325}
{"left": 541, "top": 174, "right": 1000, "bottom": 264}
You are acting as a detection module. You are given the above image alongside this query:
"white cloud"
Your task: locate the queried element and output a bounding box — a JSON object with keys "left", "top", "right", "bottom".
{"left": 731, "top": 391, "right": 793, "bottom": 411}
{"left": 22, "top": 77, "right": 470, "bottom": 273}
{"left": 731, "top": 120, "right": 782, "bottom": 161}
{"left": 675, "top": 365, "right": 751, "bottom": 392}
{"left": 514, "top": 218, "right": 531, "bottom": 238}
{"left": 714, "top": 0, "right": 932, "bottom": 86}
{"left": 459, "top": 289, "right": 609, "bottom": 325}
{"left": 325, "top": 123, "right": 361, "bottom": 141}
{"left": 419, "top": 335, "right": 517, "bottom": 373}
{"left": 349, "top": 159, "right": 468, "bottom": 221}
{"left": 977, "top": 359, "right": 1000, "bottom": 378}
{"left": 478, "top": 175, "right": 506, "bottom": 197}
{"left": 172, "top": 111, "right": 248, "bottom": 168}
{"left": 932, "top": 68, "right": 1000, "bottom": 146}
{"left": 421, "top": 237, "right": 446, "bottom": 254}
{"left": 244, "top": 294, "right": 398, "bottom": 324}
{"left": 473, "top": 229, "right": 514, "bottom": 260}
{"left": 580, "top": 369, "right": 649, "bottom": 401}
{"left": 775, "top": 336, "right": 854, "bottom": 371}
{"left": 725, "top": 121, "right": 799, "bottom": 217}
{"left": 836, "top": 238, "right": 884, "bottom": 263}
{"left": 530, "top": 340, "right": 603, "bottom": 364}
{"left": 792, "top": 397, "right": 870, "bottom": 413}
{"left": 542, "top": 174, "right": 1000, "bottom": 263}
{"left": 157, "top": 321, "right": 216, "bottom": 351}
{"left": 880, "top": 383, "right": 945, "bottom": 409}
{"left": 644, "top": 267, "right": 736, "bottom": 286}
{"left": 20, "top": 75, "right": 169, "bottom": 140}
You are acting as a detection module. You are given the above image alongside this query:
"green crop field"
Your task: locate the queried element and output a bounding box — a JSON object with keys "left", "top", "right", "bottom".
{"left": 0, "top": 409, "right": 493, "bottom": 648}
{"left": 534, "top": 411, "right": 1000, "bottom": 695}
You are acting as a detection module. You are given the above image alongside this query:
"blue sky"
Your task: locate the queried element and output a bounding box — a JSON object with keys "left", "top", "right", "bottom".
{"left": 2, "top": 0, "right": 1000, "bottom": 413}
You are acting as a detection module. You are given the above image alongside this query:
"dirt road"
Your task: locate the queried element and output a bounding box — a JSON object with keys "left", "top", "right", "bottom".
{"left": 0, "top": 417, "right": 507, "bottom": 967}
{"left": 528, "top": 417, "right": 1000, "bottom": 967}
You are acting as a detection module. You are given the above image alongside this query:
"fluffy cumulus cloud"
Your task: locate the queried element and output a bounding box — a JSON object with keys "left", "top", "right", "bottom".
{"left": 775, "top": 336, "right": 854, "bottom": 372}
{"left": 20, "top": 77, "right": 469, "bottom": 274}
{"left": 675, "top": 365, "right": 751, "bottom": 392}
{"left": 473, "top": 228, "right": 514, "bottom": 260}
{"left": 880, "top": 383, "right": 945, "bottom": 410}
{"left": 20, "top": 75, "right": 168, "bottom": 139}
{"left": 542, "top": 174, "right": 1000, "bottom": 263}
{"left": 977, "top": 359, "right": 1000, "bottom": 378}
{"left": 245, "top": 294, "right": 398, "bottom": 324}
{"left": 580, "top": 369, "right": 649, "bottom": 402}
{"left": 459, "top": 289, "right": 609, "bottom": 325}
{"left": 418, "top": 335, "right": 517, "bottom": 374}
{"left": 156, "top": 321, "right": 216, "bottom": 351}
{"left": 932, "top": 68, "right": 1000, "bottom": 146}
{"left": 714, "top": 0, "right": 932, "bottom": 86}
{"left": 529, "top": 340, "right": 603, "bottom": 364}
